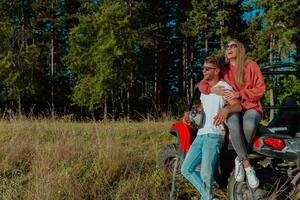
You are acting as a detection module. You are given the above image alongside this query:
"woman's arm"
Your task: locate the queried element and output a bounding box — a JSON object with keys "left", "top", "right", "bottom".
{"left": 198, "top": 80, "right": 226, "bottom": 96}
{"left": 198, "top": 79, "right": 211, "bottom": 94}
{"left": 238, "top": 61, "right": 266, "bottom": 101}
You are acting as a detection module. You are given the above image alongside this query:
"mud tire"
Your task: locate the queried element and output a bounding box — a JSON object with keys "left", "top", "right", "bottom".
{"left": 158, "top": 144, "right": 182, "bottom": 176}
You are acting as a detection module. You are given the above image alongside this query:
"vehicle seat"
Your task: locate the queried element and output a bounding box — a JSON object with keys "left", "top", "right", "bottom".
{"left": 268, "top": 95, "right": 300, "bottom": 136}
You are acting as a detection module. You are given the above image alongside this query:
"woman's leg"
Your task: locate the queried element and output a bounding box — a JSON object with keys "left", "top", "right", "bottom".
{"left": 225, "top": 113, "right": 248, "bottom": 161}
{"left": 241, "top": 109, "right": 261, "bottom": 188}
{"left": 243, "top": 109, "right": 261, "bottom": 148}
{"left": 225, "top": 111, "right": 260, "bottom": 188}
{"left": 225, "top": 113, "right": 248, "bottom": 182}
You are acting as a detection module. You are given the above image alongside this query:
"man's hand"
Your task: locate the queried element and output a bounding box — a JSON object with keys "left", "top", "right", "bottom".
{"left": 224, "top": 90, "right": 240, "bottom": 100}
{"left": 182, "top": 111, "right": 190, "bottom": 124}
{"left": 211, "top": 86, "right": 225, "bottom": 96}
{"left": 213, "top": 108, "right": 229, "bottom": 125}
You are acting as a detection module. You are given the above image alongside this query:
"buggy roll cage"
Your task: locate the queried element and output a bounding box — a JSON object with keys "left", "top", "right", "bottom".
{"left": 261, "top": 63, "right": 300, "bottom": 110}
{"left": 189, "top": 63, "right": 300, "bottom": 111}
{"left": 261, "top": 63, "right": 300, "bottom": 77}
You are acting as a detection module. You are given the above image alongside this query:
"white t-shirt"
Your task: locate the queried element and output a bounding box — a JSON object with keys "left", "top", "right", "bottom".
{"left": 197, "top": 80, "right": 232, "bottom": 137}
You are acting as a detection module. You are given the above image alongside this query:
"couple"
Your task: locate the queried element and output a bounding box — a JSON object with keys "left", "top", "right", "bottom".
{"left": 181, "top": 39, "right": 266, "bottom": 200}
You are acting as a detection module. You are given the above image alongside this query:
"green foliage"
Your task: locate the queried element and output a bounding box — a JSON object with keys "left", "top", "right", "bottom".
{"left": 65, "top": 1, "right": 135, "bottom": 111}
{"left": 245, "top": 0, "right": 300, "bottom": 63}
{"left": 278, "top": 75, "right": 300, "bottom": 103}
{"left": 0, "top": 22, "right": 13, "bottom": 52}
{"left": 188, "top": 0, "right": 244, "bottom": 50}
{"left": 0, "top": 0, "right": 299, "bottom": 117}
{"left": 0, "top": 44, "right": 41, "bottom": 101}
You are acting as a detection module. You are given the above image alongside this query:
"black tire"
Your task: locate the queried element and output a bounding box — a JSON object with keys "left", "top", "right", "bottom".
{"left": 227, "top": 162, "right": 291, "bottom": 200}
{"left": 227, "top": 170, "right": 269, "bottom": 200}
{"left": 158, "top": 144, "right": 182, "bottom": 176}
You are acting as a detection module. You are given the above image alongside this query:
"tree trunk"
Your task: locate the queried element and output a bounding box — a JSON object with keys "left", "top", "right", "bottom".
{"left": 51, "top": 1, "right": 55, "bottom": 119}
{"left": 111, "top": 89, "right": 115, "bottom": 119}
{"left": 190, "top": 50, "right": 194, "bottom": 99}
{"left": 269, "top": 35, "right": 275, "bottom": 121}
{"left": 296, "top": 46, "right": 300, "bottom": 63}
{"left": 104, "top": 99, "right": 107, "bottom": 120}
{"left": 154, "top": 51, "right": 160, "bottom": 113}
{"left": 205, "top": 38, "right": 208, "bottom": 54}
{"left": 182, "top": 37, "right": 188, "bottom": 101}
{"left": 120, "top": 88, "right": 125, "bottom": 117}
{"left": 220, "top": 17, "right": 224, "bottom": 50}
{"left": 51, "top": 34, "right": 54, "bottom": 119}
{"left": 18, "top": 95, "right": 22, "bottom": 117}
{"left": 278, "top": 46, "right": 281, "bottom": 63}
{"left": 127, "top": 85, "right": 130, "bottom": 120}
{"left": 144, "top": 80, "right": 147, "bottom": 97}
{"left": 17, "top": 3, "right": 25, "bottom": 118}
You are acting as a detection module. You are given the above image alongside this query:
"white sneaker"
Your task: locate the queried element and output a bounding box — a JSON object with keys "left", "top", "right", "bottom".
{"left": 245, "top": 166, "right": 260, "bottom": 189}
{"left": 234, "top": 158, "right": 245, "bottom": 182}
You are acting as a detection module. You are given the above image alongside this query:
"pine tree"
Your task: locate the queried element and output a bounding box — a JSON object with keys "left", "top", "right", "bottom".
{"left": 65, "top": 1, "right": 135, "bottom": 118}
{"left": 0, "top": 0, "right": 43, "bottom": 115}
{"left": 244, "top": 0, "right": 300, "bottom": 120}
{"left": 246, "top": 0, "right": 300, "bottom": 63}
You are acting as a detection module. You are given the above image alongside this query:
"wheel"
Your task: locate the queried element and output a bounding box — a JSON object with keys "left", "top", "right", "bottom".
{"left": 227, "top": 164, "right": 292, "bottom": 200}
{"left": 227, "top": 171, "right": 267, "bottom": 200}
{"left": 158, "top": 144, "right": 182, "bottom": 176}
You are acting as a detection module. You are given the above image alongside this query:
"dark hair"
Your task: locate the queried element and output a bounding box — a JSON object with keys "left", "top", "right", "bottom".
{"left": 204, "top": 56, "right": 222, "bottom": 68}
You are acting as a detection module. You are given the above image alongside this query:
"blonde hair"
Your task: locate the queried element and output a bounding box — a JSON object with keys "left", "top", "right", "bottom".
{"left": 225, "top": 39, "right": 246, "bottom": 85}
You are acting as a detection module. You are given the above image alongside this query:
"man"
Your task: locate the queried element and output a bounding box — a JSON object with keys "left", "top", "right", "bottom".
{"left": 181, "top": 56, "right": 242, "bottom": 200}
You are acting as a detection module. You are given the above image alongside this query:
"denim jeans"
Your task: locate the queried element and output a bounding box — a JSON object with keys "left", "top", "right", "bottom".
{"left": 225, "top": 109, "right": 261, "bottom": 161}
{"left": 181, "top": 133, "right": 224, "bottom": 200}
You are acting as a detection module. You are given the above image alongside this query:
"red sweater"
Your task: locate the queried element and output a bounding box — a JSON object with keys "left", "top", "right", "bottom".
{"left": 199, "top": 60, "right": 266, "bottom": 114}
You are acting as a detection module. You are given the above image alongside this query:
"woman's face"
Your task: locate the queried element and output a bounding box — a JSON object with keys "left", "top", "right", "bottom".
{"left": 225, "top": 41, "right": 238, "bottom": 60}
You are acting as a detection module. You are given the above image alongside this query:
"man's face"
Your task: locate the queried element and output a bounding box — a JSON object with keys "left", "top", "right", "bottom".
{"left": 202, "top": 62, "right": 219, "bottom": 81}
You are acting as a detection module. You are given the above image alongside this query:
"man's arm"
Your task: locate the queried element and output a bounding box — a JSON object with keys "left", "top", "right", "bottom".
{"left": 213, "top": 98, "right": 242, "bottom": 125}
{"left": 182, "top": 111, "right": 190, "bottom": 124}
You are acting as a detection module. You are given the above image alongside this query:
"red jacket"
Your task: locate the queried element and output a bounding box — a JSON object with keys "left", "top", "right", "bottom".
{"left": 199, "top": 60, "right": 266, "bottom": 114}
{"left": 172, "top": 121, "right": 192, "bottom": 151}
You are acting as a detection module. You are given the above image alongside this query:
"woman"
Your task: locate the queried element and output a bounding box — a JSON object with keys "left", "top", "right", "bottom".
{"left": 199, "top": 39, "right": 266, "bottom": 189}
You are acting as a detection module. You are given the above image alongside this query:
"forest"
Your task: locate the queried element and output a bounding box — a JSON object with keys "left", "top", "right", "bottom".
{"left": 0, "top": 0, "right": 299, "bottom": 119}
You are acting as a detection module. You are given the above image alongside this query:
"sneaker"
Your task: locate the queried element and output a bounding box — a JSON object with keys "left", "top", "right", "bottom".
{"left": 245, "top": 166, "right": 260, "bottom": 189}
{"left": 234, "top": 158, "right": 245, "bottom": 182}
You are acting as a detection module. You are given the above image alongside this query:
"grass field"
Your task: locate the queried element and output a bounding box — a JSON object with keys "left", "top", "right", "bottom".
{"left": 0, "top": 119, "right": 298, "bottom": 200}
{"left": 0, "top": 118, "right": 204, "bottom": 200}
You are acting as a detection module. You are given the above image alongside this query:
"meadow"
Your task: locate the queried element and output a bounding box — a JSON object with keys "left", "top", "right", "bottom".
{"left": 0, "top": 118, "right": 298, "bottom": 200}
{"left": 0, "top": 118, "right": 208, "bottom": 200}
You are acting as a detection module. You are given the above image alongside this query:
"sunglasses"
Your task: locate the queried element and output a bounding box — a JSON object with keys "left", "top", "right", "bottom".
{"left": 202, "top": 66, "right": 217, "bottom": 71}
{"left": 225, "top": 43, "right": 238, "bottom": 50}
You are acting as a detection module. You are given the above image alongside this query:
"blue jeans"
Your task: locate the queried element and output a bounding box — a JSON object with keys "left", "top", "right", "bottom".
{"left": 181, "top": 134, "right": 224, "bottom": 200}
{"left": 225, "top": 109, "right": 261, "bottom": 161}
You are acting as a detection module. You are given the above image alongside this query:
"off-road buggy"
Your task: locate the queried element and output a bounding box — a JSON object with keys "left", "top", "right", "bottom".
{"left": 158, "top": 63, "right": 300, "bottom": 200}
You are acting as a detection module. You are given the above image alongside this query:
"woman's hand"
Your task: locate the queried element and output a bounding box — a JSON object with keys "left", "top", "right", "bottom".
{"left": 213, "top": 108, "right": 229, "bottom": 125}
{"left": 211, "top": 86, "right": 225, "bottom": 96}
{"left": 182, "top": 111, "right": 190, "bottom": 125}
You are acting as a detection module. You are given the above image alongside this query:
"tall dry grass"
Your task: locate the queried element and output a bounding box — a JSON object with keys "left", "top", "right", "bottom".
{"left": 0, "top": 118, "right": 197, "bottom": 200}
{"left": 0, "top": 118, "right": 297, "bottom": 200}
